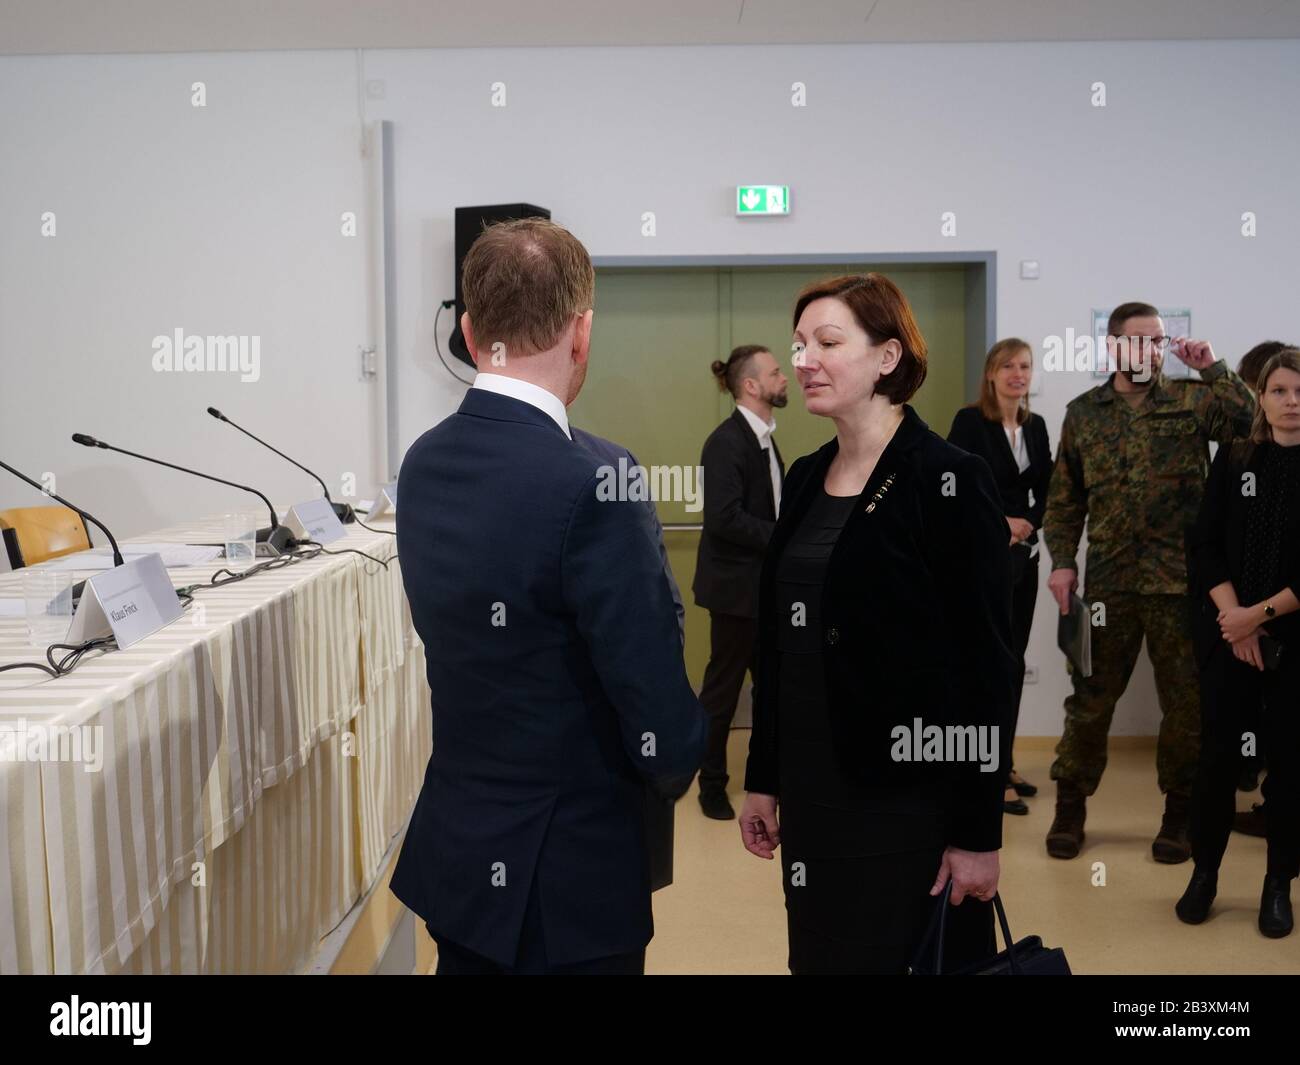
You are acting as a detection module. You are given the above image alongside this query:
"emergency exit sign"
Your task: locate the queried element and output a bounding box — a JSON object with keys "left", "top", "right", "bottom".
{"left": 736, "top": 185, "right": 790, "bottom": 216}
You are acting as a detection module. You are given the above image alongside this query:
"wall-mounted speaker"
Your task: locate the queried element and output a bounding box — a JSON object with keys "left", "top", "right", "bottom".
{"left": 448, "top": 202, "right": 552, "bottom": 367}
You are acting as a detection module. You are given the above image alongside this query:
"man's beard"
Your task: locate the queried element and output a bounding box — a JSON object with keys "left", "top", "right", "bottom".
{"left": 1117, "top": 347, "right": 1161, "bottom": 386}
{"left": 767, "top": 388, "right": 789, "bottom": 409}
{"left": 1118, "top": 364, "right": 1156, "bottom": 387}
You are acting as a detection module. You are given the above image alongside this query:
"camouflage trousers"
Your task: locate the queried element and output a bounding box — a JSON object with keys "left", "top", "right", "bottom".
{"left": 1050, "top": 592, "right": 1200, "bottom": 797}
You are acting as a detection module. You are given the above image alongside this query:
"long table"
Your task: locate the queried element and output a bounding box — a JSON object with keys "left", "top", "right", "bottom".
{"left": 0, "top": 515, "right": 430, "bottom": 973}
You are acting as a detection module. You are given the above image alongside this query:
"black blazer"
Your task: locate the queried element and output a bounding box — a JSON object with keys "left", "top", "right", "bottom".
{"left": 743, "top": 406, "right": 1018, "bottom": 852}
{"left": 391, "top": 388, "right": 707, "bottom": 967}
{"left": 947, "top": 406, "right": 1051, "bottom": 544}
{"left": 1190, "top": 440, "right": 1300, "bottom": 664}
{"left": 692, "top": 408, "right": 785, "bottom": 619}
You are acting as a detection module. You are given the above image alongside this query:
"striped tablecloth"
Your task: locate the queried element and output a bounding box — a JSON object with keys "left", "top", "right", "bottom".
{"left": 0, "top": 514, "right": 430, "bottom": 973}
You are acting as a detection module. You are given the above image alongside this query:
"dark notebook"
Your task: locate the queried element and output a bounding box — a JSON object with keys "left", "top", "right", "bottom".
{"left": 1057, "top": 593, "right": 1092, "bottom": 678}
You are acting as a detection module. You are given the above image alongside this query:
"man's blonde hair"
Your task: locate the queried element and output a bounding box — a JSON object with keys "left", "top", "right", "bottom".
{"left": 461, "top": 218, "right": 595, "bottom": 356}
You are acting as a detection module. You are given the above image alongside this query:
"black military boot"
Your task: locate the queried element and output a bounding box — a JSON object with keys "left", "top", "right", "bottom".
{"left": 1046, "top": 780, "right": 1087, "bottom": 859}
{"left": 1259, "top": 874, "right": 1294, "bottom": 938}
{"left": 1153, "top": 791, "right": 1192, "bottom": 864}
{"left": 1175, "top": 866, "right": 1218, "bottom": 924}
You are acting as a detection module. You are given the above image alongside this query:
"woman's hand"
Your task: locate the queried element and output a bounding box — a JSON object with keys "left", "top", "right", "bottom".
{"left": 931, "top": 846, "right": 999, "bottom": 904}
{"left": 1231, "top": 631, "right": 1266, "bottom": 671}
{"left": 1007, "top": 517, "right": 1034, "bottom": 545}
{"left": 1218, "top": 604, "right": 1261, "bottom": 645}
{"left": 739, "top": 792, "right": 781, "bottom": 859}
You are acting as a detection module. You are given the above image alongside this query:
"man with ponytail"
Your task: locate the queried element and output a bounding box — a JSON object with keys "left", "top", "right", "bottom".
{"left": 692, "top": 345, "right": 789, "bottom": 819}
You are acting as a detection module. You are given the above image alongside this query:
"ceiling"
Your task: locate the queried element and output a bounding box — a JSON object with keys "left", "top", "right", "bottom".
{"left": 2, "top": 0, "right": 1299, "bottom": 56}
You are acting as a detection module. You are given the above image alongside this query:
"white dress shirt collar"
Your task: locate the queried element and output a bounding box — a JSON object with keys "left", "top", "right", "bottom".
{"left": 736, "top": 403, "right": 781, "bottom": 515}
{"left": 472, "top": 373, "right": 571, "bottom": 439}
{"left": 736, "top": 403, "right": 776, "bottom": 447}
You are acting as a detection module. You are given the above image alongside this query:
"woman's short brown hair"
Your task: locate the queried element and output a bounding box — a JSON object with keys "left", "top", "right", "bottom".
{"left": 1249, "top": 347, "right": 1300, "bottom": 445}
{"left": 791, "top": 274, "right": 928, "bottom": 404}
{"left": 461, "top": 217, "right": 595, "bottom": 356}
{"left": 975, "top": 338, "right": 1033, "bottom": 425}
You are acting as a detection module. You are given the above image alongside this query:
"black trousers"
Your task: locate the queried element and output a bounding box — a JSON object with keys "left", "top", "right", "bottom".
{"left": 1190, "top": 639, "right": 1300, "bottom": 879}
{"left": 697, "top": 611, "right": 758, "bottom": 793}
{"left": 1006, "top": 546, "right": 1039, "bottom": 786}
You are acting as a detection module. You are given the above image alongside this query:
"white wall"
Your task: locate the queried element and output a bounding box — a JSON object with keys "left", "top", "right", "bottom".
{"left": 4, "top": 39, "right": 1297, "bottom": 738}
{"left": 366, "top": 39, "right": 1300, "bottom": 738}
{"left": 0, "top": 50, "right": 382, "bottom": 539}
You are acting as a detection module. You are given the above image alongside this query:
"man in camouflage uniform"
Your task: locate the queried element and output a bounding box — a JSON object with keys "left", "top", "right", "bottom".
{"left": 1042, "top": 302, "right": 1255, "bottom": 863}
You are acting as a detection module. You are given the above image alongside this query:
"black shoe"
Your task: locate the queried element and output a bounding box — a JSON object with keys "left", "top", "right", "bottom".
{"left": 1003, "top": 797, "right": 1029, "bottom": 815}
{"left": 1259, "top": 874, "right": 1294, "bottom": 938}
{"left": 1234, "top": 802, "right": 1267, "bottom": 838}
{"left": 699, "top": 789, "right": 735, "bottom": 820}
{"left": 1175, "top": 867, "right": 1217, "bottom": 925}
{"left": 1010, "top": 774, "right": 1038, "bottom": 797}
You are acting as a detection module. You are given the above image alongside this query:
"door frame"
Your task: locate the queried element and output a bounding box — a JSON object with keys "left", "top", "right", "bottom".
{"left": 591, "top": 252, "right": 997, "bottom": 405}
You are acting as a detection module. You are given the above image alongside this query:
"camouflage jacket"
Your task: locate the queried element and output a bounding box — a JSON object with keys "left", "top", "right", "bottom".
{"left": 1043, "top": 361, "right": 1254, "bottom": 595}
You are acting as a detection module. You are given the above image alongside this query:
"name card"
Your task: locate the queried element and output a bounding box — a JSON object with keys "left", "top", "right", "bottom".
{"left": 67, "top": 552, "right": 183, "bottom": 649}
{"left": 286, "top": 498, "right": 346, "bottom": 545}
{"left": 368, "top": 481, "right": 398, "bottom": 520}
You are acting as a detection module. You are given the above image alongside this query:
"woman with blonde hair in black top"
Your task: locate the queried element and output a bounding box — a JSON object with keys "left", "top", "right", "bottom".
{"left": 948, "top": 338, "right": 1052, "bottom": 815}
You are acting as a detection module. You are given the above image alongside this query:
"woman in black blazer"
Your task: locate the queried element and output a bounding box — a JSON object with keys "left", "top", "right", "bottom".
{"left": 947, "top": 339, "right": 1052, "bottom": 815}
{"left": 739, "top": 274, "right": 1019, "bottom": 974}
{"left": 1179, "top": 349, "right": 1300, "bottom": 937}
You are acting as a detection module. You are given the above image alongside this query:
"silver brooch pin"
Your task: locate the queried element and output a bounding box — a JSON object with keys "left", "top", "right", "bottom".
{"left": 865, "top": 473, "right": 897, "bottom": 513}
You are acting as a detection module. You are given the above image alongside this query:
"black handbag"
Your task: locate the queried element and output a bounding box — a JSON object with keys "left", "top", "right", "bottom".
{"left": 909, "top": 883, "right": 1071, "bottom": 975}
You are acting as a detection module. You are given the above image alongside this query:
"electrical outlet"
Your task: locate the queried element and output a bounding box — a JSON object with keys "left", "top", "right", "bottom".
{"left": 1023, "top": 664, "right": 1038, "bottom": 684}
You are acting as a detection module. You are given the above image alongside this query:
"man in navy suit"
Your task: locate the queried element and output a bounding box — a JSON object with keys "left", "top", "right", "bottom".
{"left": 392, "top": 218, "right": 707, "bottom": 974}
{"left": 570, "top": 426, "right": 685, "bottom": 646}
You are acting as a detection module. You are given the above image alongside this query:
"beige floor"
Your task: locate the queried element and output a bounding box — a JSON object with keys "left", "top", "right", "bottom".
{"left": 645, "top": 732, "right": 1299, "bottom": 975}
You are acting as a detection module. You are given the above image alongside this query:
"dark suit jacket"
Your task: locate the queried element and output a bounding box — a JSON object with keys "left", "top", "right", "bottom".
{"left": 947, "top": 406, "right": 1051, "bottom": 545}
{"left": 571, "top": 425, "right": 684, "bottom": 891}
{"left": 743, "top": 406, "right": 1018, "bottom": 852}
{"left": 391, "top": 388, "right": 707, "bottom": 967}
{"left": 692, "top": 408, "right": 785, "bottom": 619}
{"left": 571, "top": 427, "right": 685, "bottom": 644}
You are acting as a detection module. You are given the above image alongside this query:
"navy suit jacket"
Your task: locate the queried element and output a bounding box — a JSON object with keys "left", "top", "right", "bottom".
{"left": 570, "top": 426, "right": 685, "bottom": 645}
{"left": 391, "top": 387, "right": 707, "bottom": 967}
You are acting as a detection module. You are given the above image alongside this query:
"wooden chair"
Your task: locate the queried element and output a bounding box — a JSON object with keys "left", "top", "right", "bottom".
{"left": 0, "top": 506, "right": 92, "bottom": 568}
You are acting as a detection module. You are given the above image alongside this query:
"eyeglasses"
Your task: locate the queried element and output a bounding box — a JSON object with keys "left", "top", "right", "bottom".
{"left": 1115, "top": 335, "right": 1179, "bottom": 353}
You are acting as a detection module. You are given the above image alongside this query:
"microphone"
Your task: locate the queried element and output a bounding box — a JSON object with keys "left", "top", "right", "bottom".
{"left": 71, "top": 433, "right": 296, "bottom": 554}
{"left": 206, "top": 407, "right": 355, "bottom": 524}
{"left": 1, "top": 457, "right": 125, "bottom": 567}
